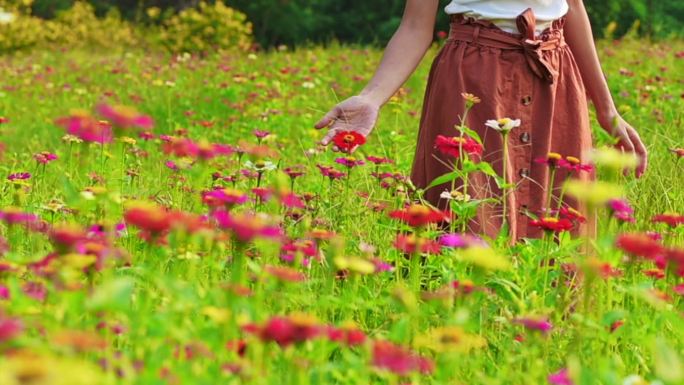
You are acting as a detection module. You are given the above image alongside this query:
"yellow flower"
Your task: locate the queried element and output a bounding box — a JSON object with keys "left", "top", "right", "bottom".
{"left": 565, "top": 180, "right": 624, "bottom": 207}
{"left": 590, "top": 147, "right": 639, "bottom": 170}
{"left": 458, "top": 246, "right": 510, "bottom": 271}
{"left": 334, "top": 256, "right": 376, "bottom": 275}
{"left": 416, "top": 326, "right": 487, "bottom": 353}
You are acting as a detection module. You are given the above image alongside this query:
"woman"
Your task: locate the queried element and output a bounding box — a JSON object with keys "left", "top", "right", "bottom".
{"left": 314, "top": 0, "right": 647, "bottom": 240}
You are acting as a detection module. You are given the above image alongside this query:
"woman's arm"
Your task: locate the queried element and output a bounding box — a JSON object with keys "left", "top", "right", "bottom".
{"left": 315, "top": 0, "right": 440, "bottom": 150}
{"left": 564, "top": 0, "right": 647, "bottom": 177}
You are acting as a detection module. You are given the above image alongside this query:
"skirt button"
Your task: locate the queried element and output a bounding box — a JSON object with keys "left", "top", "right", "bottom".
{"left": 521, "top": 95, "right": 532, "bottom": 106}
{"left": 520, "top": 132, "right": 530, "bottom": 143}
{"left": 519, "top": 168, "right": 530, "bottom": 178}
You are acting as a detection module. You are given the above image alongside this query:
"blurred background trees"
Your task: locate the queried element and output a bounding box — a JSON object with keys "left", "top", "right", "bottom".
{"left": 3, "top": 0, "right": 683, "bottom": 50}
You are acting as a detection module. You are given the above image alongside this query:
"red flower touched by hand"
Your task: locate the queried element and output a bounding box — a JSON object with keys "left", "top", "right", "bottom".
{"left": 332, "top": 131, "right": 366, "bottom": 153}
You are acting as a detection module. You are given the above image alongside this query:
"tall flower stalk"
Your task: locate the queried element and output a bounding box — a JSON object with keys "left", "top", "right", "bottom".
{"left": 485, "top": 118, "right": 521, "bottom": 231}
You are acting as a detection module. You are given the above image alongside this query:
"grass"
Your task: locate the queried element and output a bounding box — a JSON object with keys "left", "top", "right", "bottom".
{"left": 0, "top": 37, "right": 683, "bottom": 385}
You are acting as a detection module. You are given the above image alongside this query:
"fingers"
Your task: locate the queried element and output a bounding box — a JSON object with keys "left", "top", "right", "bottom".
{"left": 628, "top": 129, "right": 648, "bottom": 178}
{"left": 319, "top": 128, "right": 338, "bottom": 146}
{"left": 314, "top": 108, "right": 338, "bottom": 130}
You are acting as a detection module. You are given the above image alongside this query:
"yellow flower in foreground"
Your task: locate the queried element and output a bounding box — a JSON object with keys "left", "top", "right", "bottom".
{"left": 334, "top": 256, "right": 376, "bottom": 275}
{"left": 416, "top": 326, "right": 487, "bottom": 353}
{"left": 590, "top": 147, "right": 639, "bottom": 170}
{"left": 458, "top": 246, "right": 510, "bottom": 271}
{"left": 565, "top": 180, "right": 624, "bottom": 207}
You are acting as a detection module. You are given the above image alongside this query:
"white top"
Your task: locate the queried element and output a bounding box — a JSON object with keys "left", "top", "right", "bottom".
{"left": 445, "top": 0, "right": 569, "bottom": 33}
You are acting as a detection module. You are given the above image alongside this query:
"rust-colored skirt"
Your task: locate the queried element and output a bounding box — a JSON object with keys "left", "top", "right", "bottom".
{"left": 410, "top": 9, "right": 594, "bottom": 240}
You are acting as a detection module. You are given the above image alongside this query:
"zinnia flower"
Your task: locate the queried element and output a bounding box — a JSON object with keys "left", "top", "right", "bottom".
{"left": 485, "top": 118, "right": 521, "bottom": 134}
{"left": 332, "top": 131, "right": 366, "bottom": 153}
{"left": 513, "top": 317, "right": 553, "bottom": 334}
{"left": 372, "top": 340, "right": 434, "bottom": 376}
{"left": 615, "top": 233, "right": 664, "bottom": 260}
{"left": 434, "top": 135, "right": 482, "bottom": 158}
{"left": 548, "top": 368, "right": 574, "bottom": 385}
{"left": 0, "top": 315, "right": 22, "bottom": 342}
{"left": 242, "top": 314, "right": 322, "bottom": 347}
{"left": 389, "top": 204, "right": 450, "bottom": 227}
{"left": 652, "top": 213, "right": 684, "bottom": 228}
{"left": 34, "top": 152, "right": 58, "bottom": 165}
{"left": 530, "top": 217, "right": 573, "bottom": 233}
{"left": 558, "top": 156, "right": 593, "bottom": 173}
{"left": 393, "top": 234, "right": 441, "bottom": 254}
{"left": 214, "top": 211, "right": 282, "bottom": 243}
{"left": 55, "top": 110, "right": 113, "bottom": 144}
{"left": 96, "top": 103, "right": 154, "bottom": 130}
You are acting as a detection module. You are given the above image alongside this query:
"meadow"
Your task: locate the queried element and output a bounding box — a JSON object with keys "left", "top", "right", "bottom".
{"left": 0, "top": 36, "right": 683, "bottom": 385}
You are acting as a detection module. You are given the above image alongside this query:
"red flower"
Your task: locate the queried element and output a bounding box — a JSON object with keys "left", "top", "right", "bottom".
{"left": 559, "top": 206, "right": 586, "bottom": 223}
{"left": 558, "top": 156, "right": 594, "bottom": 173}
{"left": 393, "top": 234, "right": 441, "bottom": 254}
{"left": 530, "top": 217, "right": 573, "bottom": 233}
{"left": 389, "top": 204, "right": 450, "bottom": 227}
{"left": 652, "top": 213, "right": 684, "bottom": 228}
{"left": 124, "top": 203, "right": 173, "bottom": 235}
{"left": 434, "top": 135, "right": 482, "bottom": 158}
{"left": 372, "top": 340, "right": 434, "bottom": 376}
{"left": 535, "top": 152, "right": 563, "bottom": 168}
{"left": 243, "top": 315, "right": 322, "bottom": 347}
{"left": 264, "top": 265, "right": 307, "bottom": 283}
{"left": 326, "top": 325, "right": 367, "bottom": 346}
{"left": 332, "top": 131, "right": 366, "bottom": 152}
{"left": 615, "top": 233, "right": 665, "bottom": 260}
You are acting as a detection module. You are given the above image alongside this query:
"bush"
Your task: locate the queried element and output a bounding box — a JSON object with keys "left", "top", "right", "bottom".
{"left": 157, "top": 1, "right": 252, "bottom": 54}
{"left": 44, "top": 1, "right": 139, "bottom": 49}
{"left": 0, "top": 7, "right": 44, "bottom": 53}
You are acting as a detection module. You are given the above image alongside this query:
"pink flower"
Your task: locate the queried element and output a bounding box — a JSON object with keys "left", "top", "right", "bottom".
{"left": 607, "top": 199, "right": 635, "bottom": 223}
{"left": 201, "top": 188, "right": 249, "bottom": 209}
{"left": 0, "top": 285, "right": 9, "bottom": 300}
{"left": 34, "top": 152, "right": 58, "bottom": 164}
{"left": 335, "top": 157, "right": 365, "bottom": 168}
{"left": 513, "top": 317, "right": 553, "bottom": 334}
{"left": 56, "top": 112, "right": 113, "bottom": 143}
{"left": 7, "top": 172, "right": 30, "bottom": 181}
{"left": 548, "top": 368, "right": 574, "bottom": 385}
{"left": 372, "top": 340, "right": 434, "bottom": 376}
{"left": 96, "top": 103, "right": 154, "bottom": 130}
{"left": 213, "top": 211, "right": 282, "bottom": 243}
{"left": 253, "top": 129, "right": 270, "bottom": 139}
{"left": 0, "top": 315, "right": 22, "bottom": 342}
{"left": 366, "top": 156, "right": 394, "bottom": 165}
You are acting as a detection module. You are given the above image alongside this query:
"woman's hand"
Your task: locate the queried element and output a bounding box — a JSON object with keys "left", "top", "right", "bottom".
{"left": 314, "top": 95, "right": 380, "bottom": 152}
{"left": 598, "top": 112, "right": 648, "bottom": 178}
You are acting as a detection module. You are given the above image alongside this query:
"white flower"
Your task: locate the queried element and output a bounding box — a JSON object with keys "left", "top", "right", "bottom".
{"left": 485, "top": 118, "right": 521, "bottom": 134}
{"left": 0, "top": 9, "right": 16, "bottom": 25}
{"left": 440, "top": 190, "right": 471, "bottom": 202}
{"left": 245, "top": 160, "right": 277, "bottom": 172}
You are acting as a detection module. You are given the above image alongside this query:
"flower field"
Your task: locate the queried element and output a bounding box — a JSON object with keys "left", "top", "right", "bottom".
{"left": 0, "top": 37, "right": 683, "bottom": 385}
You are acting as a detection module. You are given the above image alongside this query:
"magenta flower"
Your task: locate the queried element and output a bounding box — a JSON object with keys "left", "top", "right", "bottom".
{"left": 607, "top": 198, "right": 635, "bottom": 223}
{"left": 56, "top": 112, "right": 113, "bottom": 143}
{"left": 0, "top": 316, "right": 22, "bottom": 342}
{"left": 548, "top": 368, "right": 573, "bottom": 385}
{"left": 366, "top": 156, "right": 394, "bottom": 165}
{"left": 202, "top": 188, "right": 249, "bottom": 209}
{"left": 0, "top": 285, "right": 9, "bottom": 300}
{"left": 0, "top": 208, "right": 38, "bottom": 225}
{"left": 513, "top": 317, "right": 553, "bottom": 334}
{"left": 34, "top": 152, "right": 58, "bottom": 165}
{"left": 213, "top": 211, "right": 282, "bottom": 243}
{"left": 7, "top": 172, "right": 31, "bottom": 181}
{"left": 335, "top": 157, "right": 365, "bottom": 168}
{"left": 97, "top": 103, "right": 154, "bottom": 130}
{"left": 253, "top": 129, "right": 270, "bottom": 139}
{"left": 439, "top": 233, "right": 486, "bottom": 248}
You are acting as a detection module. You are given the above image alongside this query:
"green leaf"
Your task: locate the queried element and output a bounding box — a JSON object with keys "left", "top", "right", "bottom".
{"left": 87, "top": 277, "right": 135, "bottom": 312}
{"left": 425, "top": 171, "right": 462, "bottom": 190}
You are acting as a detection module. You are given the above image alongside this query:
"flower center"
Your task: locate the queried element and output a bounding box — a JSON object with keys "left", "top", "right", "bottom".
{"left": 343, "top": 134, "right": 356, "bottom": 143}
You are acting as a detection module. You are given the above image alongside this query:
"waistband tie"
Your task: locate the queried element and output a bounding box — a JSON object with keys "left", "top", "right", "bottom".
{"left": 449, "top": 8, "right": 563, "bottom": 84}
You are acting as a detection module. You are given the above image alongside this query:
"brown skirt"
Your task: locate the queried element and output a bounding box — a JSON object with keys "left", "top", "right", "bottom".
{"left": 410, "top": 8, "right": 594, "bottom": 240}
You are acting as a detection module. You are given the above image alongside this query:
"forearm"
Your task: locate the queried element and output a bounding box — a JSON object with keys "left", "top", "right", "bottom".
{"left": 564, "top": 0, "right": 617, "bottom": 123}
{"left": 359, "top": 1, "right": 438, "bottom": 107}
